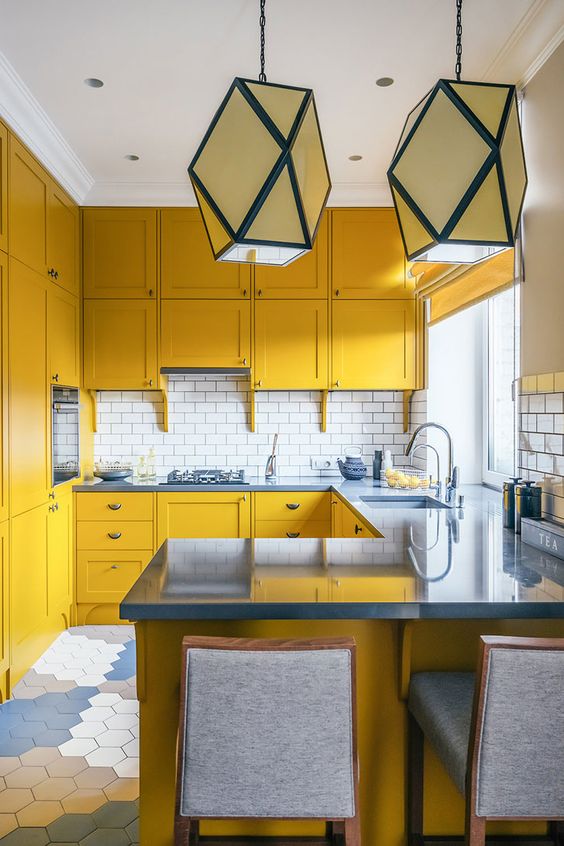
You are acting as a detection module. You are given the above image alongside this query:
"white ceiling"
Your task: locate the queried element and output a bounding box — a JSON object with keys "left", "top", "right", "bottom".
{"left": 0, "top": 0, "right": 563, "bottom": 204}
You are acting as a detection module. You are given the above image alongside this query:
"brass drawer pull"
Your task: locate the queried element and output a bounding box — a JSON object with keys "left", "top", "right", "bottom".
{"left": 286, "top": 503, "right": 300, "bottom": 510}
{"left": 107, "top": 503, "right": 122, "bottom": 511}
{"left": 354, "top": 524, "right": 363, "bottom": 534}
{"left": 286, "top": 531, "right": 300, "bottom": 538}
{"left": 111, "top": 564, "right": 119, "bottom": 570}
{"left": 108, "top": 532, "right": 122, "bottom": 540}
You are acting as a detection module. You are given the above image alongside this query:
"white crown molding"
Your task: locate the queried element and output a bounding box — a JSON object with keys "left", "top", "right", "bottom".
{"left": 0, "top": 51, "right": 93, "bottom": 201}
{"left": 519, "top": 21, "right": 564, "bottom": 87}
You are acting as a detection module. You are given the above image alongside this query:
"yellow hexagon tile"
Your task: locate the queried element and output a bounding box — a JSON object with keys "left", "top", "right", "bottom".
{"left": 20, "top": 747, "right": 62, "bottom": 766}
{"left": 5, "top": 766, "right": 48, "bottom": 788}
{"left": 16, "top": 798, "right": 64, "bottom": 827}
{"left": 46, "top": 756, "right": 88, "bottom": 778}
{"left": 103, "top": 777, "right": 140, "bottom": 802}
{"left": 0, "top": 758, "right": 21, "bottom": 777}
{"left": 32, "top": 776, "right": 77, "bottom": 800}
{"left": 75, "top": 766, "right": 118, "bottom": 789}
{"left": 0, "top": 813, "right": 18, "bottom": 838}
{"left": 0, "top": 788, "right": 34, "bottom": 813}
{"left": 61, "top": 787, "right": 107, "bottom": 814}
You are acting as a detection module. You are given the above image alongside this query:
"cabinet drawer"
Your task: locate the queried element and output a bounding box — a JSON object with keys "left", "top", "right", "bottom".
{"left": 77, "top": 550, "right": 152, "bottom": 603}
{"left": 77, "top": 492, "right": 153, "bottom": 521}
{"left": 76, "top": 521, "right": 153, "bottom": 550}
{"left": 255, "top": 492, "right": 330, "bottom": 522}
{"left": 255, "top": 520, "right": 330, "bottom": 539}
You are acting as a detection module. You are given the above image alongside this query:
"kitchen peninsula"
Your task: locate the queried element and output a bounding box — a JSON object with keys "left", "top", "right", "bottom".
{"left": 116, "top": 483, "right": 564, "bottom": 846}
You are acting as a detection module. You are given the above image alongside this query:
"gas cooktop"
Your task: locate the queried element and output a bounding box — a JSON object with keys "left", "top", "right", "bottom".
{"left": 161, "top": 469, "right": 249, "bottom": 485}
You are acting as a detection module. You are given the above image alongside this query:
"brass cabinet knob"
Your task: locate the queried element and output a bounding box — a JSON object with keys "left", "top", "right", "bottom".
{"left": 286, "top": 503, "right": 300, "bottom": 510}
{"left": 335, "top": 289, "right": 341, "bottom": 297}
{"left": 243, "top": 288, "right": 248, "bottom": 297}
{"left": 257, "top": 289, "right": 263, "bottom": 296}
{"left": 149, "top": 288, "right": 154, "bottom": 297}
{"left": 108, "top": 503, "right": 122, "bottom": 511}
{"left": 108, "top": 532, "right": 122, "bottom": 540}
{"left": 286, "top": 531, "right": 300, "bottom": 538}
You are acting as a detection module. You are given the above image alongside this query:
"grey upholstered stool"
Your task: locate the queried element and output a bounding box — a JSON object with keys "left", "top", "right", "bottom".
{"left": 175, "top": 635, "right": 360, "bottom": 846}
{"left": 407, "top": 636, "right": 564, "bottom": 846}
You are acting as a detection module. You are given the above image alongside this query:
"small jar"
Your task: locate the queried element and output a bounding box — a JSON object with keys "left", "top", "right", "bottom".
{"left": 515, "top": 482, "right": 542, "bottom": 534}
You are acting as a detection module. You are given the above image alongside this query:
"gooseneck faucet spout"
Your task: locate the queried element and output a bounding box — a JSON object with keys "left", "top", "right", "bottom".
{"left": 405, "top": 422, "right": 459, "bottom": 504}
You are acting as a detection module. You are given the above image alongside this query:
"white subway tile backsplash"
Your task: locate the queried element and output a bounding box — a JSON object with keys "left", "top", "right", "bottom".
{"left": 518, "top": 388, "right": 564, "bottom": 523}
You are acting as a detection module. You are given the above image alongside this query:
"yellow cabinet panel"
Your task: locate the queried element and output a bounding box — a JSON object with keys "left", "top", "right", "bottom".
{"left": 157, "top": 492, "right": 251, "bottom": 544}
{"left": 254, "top": 520, "right": 330, "bottom": 539}
{"left": 11, "top": 502, "right": 48, "bottom": 660}
{"left": 83, "top": 208, "right": 157, "bottom": 298}
{"left": 84, "top": 299, "right": 158, "bottom": 389}
{"left": 9, "top": 259, "right": 49, "bottom": 516}
{"left": 47, "top": 493, "right": 72, "bottom": 616}
{"left": 254, "top": 213, "right": 328, "bottom": 299}
{"left": 330, "top": 575, "right": 414, "bottom": 602}
{"left": 76, "top": 520, "right": 154, "bottom": 551}
{"left": 0, "top": 521, "right": 8, "bottom": 676}
{"left": 254, "top": 299, "right": 328, "bottom": 389}
{"left": 255, "top": 491, "right": 330, "bottom": 522}
{"left": 0, "top": 121, "right": 7, "bottom": 253}
{"left": 161, "top": 208, "right": 251, "bottom": 298}
{"left": 161, "top": 300, "right": 250, "bottom": 370}
{"left": 47, "top": 181, "right": 79, "bottom": 296}
{"left": 8, "top": 136, "right": 49, "bottom": 276}
{"left": 332, "top": 300, "right": 416, "bottom": 390}
{"left": 254, "top": 575, "right": 329, "bottom": 602}
{"left": 331, "top": 209, "right": 411, "bottom": 299}
{"left": 48, "top": 286, "right": 80, "bottom": 388}
{"left": 331, "top": 498, "right": 382, "bottom": 538}
{"left": 77, "top": 550, "right": 152, "bottom": 604}
{"left": 77, "top": 491, "right": 154, "bottom": 522}
{"left": 0, "top": 254, "right": 7, "bottom": 522}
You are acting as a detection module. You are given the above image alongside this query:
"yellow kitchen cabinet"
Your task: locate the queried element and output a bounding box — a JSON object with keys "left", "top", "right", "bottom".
{"left": 83, "top": 208, "right": 157, "bottom": 298}
{"left": 77, "top": 520, "right": 154, "bottom": 551}
{"left": 0, "top": 254, "right": 7, "bottom": 523}
{"left": 157, "top": 492, "right": 251, "bottom": 544}
{"left": 161, "top": 299, "right": 250, "bottom": 370}
{"left": 84, "top": 298, "right": 158, "bottom": 389}
{"left": 9, "top": 259, "right": 50, "bottom": 516}
{"left": 47, "top": 181, "right": 79, "bottom": 296}
{"left": 77, "top": 550, "right": 153, "bottom": 605}
{"left": 254, "top": 213, "right": 328, "bottom": 299}
{"left": 0, "top": 120, "right": 7, "bottom": 253}
{"left": 254, "top": 574, "right": 330, "bottom": 602}
{"left": 255, "top": 491, "right": 330, "bottom": 523}
{"left": 254, "top": 299, "right": 328, "bottom": 389}
{"left": 331, "top": 299, "right": 416, "bottom": 390}
{"left": 0, "top": 521, "right": 9, "bottom": 691}
{"left": 8, "top": 136, "right": 49, "bottom": 276}
{"left": 77, "top": 491, "right": 154, "bottom": 522}
{"left": 48, "top": 286, "right": 80, "bottom": 388}
{"left": 161, "top": 208, "right": 251, "bottom": 299}
{"left": 330, "top": 573, "right": 415, "bottom": 602}
{"left": 331, "top": 208, "right": 412, "bottom": 299}
{"left": 255, "top": 520, "right": 330, "bottom": 539}
{"left": 331, "top": 497, "right": 382, "bottom": 538}
{"left": 47, "top": 493, "right": 73, "bottom": 619}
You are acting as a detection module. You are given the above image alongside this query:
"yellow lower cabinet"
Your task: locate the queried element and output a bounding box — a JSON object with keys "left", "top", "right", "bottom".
{"left": 77, "top": 520, "right": 153, "bottom": 551}
{"left": 255, "top": 520, "right": 330, "bottom": 539}
{"left": 255, "top": 491, "right": 330, "bottom": 522}
{"left": 0, "top": 520, "right": 8, "bottom": 699}
{"left": 161, "top": 299, "right": 250, "bottom": 369}
{"left": 331, "top": 497, "right": 382, "bottom": 538}
{"left": 331, "top": 299, "right": 416, "bottom": 390}
{"left": 76, "top": 491, "right": 154, "bottom": 521}
{"left": 330, "top": 573, "right": 415, "bottom": 602}
{"left": 77, "top": 550, "right": 153, "bottom": 604}
{"left": 157, "top": 492, "right": 251, "bottom": 544}
{"left": 254, "top": 299, "right": 328, "bottom": 389}
{"left": 254, "top": 575, "right": 330, "bottom": 602}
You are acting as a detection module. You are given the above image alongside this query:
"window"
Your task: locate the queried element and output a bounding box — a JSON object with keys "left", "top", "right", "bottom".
{"left": 482, "top": 283, "right": 520, "bottom": 486}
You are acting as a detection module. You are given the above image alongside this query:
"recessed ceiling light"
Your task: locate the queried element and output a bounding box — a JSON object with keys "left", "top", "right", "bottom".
{"left": 84, "top": 78, "right": 104, "bottom": 88}
{"left": 376, "top": 77, "right": 394, "bottom": 87}
{"left": 124, "top": 154, "right": 140, "bottom": 161}
{"left": 348, "top": 155, "right": 363, "bottom": 161}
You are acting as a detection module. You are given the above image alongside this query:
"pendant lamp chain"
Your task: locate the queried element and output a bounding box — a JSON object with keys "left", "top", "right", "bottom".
{"left": 259, "top": 0, "right": 267, "bottom": 82}
{"left": 455, "top": 0, "right": 463, "bottom": 81}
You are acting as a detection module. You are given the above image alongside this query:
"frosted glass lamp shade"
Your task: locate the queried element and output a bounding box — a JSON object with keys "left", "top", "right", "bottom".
{"left": 387, "top": 79, "right": 527, "bottom": 264}
{"left": 188, "top": 78, "right": 331, "bottom": 266}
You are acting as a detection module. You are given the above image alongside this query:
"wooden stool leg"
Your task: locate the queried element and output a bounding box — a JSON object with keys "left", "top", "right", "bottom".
{"left": 464, "top": 811, "right": 486, "bottom": 846}
{"left": 344, "top": 814, "right": 361, "bottom": 846}
{"left": 407, "top": 713, "right": 424, "bottom": 846}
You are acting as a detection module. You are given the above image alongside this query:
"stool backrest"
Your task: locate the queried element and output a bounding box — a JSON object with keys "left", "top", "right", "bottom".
{"left": 175, "top": 636, "right": 357, "bottom": 824}
{"left": 468, "top": 636, "right": 564, "bottom": 819}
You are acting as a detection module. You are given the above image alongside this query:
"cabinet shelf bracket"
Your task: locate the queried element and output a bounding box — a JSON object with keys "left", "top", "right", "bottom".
{"left": 402, "top": 390, "right": 414, "bottom": 434}
{"left": 159, "top": 374, "right": 169, "bottom": 433}
{"left": 88, "top": 390, "right": 97, "bottom": 434}
{"left": 321, "top": 390, "right": 328, "bottom": 433}
{"left": 250, "top": 387, "right": 256, "bottom": 433}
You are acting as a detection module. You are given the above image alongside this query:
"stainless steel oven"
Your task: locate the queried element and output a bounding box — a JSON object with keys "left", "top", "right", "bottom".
{"left": 52, "top": 386, "right": 80, "bottom": 486}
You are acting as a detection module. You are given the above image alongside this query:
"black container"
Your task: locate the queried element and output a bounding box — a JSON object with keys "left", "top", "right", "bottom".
{"left": 373, "top": 450, "right": 383, "bottom": 486}
{"left": 502, "top": 476, "right": 522, "bottom": 529}
{"left": 515, "top": 481, "right": 542, "bottom": 534}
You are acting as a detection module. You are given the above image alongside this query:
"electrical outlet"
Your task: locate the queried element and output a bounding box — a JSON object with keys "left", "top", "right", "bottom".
{"left": 310, "top": 456, "right": 340, "bottom": 471}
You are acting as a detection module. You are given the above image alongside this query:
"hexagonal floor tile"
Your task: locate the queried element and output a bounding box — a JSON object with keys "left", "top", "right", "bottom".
{"left": 69, "top": 721, "right": 107, "bottom": 739}
{"left": 66, "top": 687, "right": 100, "bottom": 701}
{"left": 5, "top": 766, "right": 48, "bottom": 788}
{"left": 122, "top": 738, "right": 139, "bottom": 757}
{"left": 112, "top": 757, "right": 139, "bottom": 779}
{"left": 46, "top": 756, "right": 87, "bottom": 778}
{"left": 96, "top": 730, "right": 133, "bottom": 748}
{"left": 85, "top": 747, "right": 125, "bottom": 768}
{"left": 126, "top": 816, "right": 140, "bottom": 842}
{"left": 104, "top": 714, "right": 136, "bottom": 731}
{"left": 88, "top": 693, "right": 122, "bottom": 707}
{"left": 74, "top": 766, "right": 117, "bottom": 789}
{"left": 0, "top": 737, "right": 35, "bottom": 756}
{"left": 61, "top": 787, "right": 107, "bottom": 814}
{"left": 79, "top": 706, "right": 115, "bottom": 723}
{"left": 0, "top": 758, "right": 21, "bottom": 777}
{"left": 20, "top": 747, "right": 62, "bottom": 766}
{"left": 0, "top": 812, "right": 18, "bottom": 838}
{"left": 9, "top": 719, "right": 47, "bottom": 738}
{"left": 0, "top": 787, "right": 34, "bottom": 812}
{"left": 58, "top": 737, "right": 98, "bottom": 758}
{"left": 112, "top": 700, "right": 138, "bottom": 714}
{"left": 80, "top": 829, "right": 130, "bottom": 846}
{"left": 47, "top": 811, "right": 96, "bottom": 842}
{"left": 16, "top": 799, "right": 64, "bottom": 826}
{"left": 93, "top": 799, "right": 139, "bottom": 828}
{"left": 0, "top": 827, "right": 50, "bottom": 846}
{"left": 32, "top": 776, "right": 77, "bottom": 800}
{"left": 103, "top": 777, "right": 139, "bottom": 802}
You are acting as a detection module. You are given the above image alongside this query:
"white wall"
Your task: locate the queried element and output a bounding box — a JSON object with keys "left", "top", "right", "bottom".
{"left": 426, "top": 304, "right": 484, "bottom": 485}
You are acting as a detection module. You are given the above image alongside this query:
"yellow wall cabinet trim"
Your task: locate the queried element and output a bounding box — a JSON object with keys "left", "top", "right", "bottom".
{"left": 161, "top": 299, "right": 251, "bottom": 370}
{"left": 254, "top": 212, "right": 328, "bottom": 299}
{"left": 0, "top": 121, "right": 7, "bottom": 254}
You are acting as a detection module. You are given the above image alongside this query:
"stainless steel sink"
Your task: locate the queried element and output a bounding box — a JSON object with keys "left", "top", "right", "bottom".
{"left": 359, "top": 496, "right": 449, "bottom": 509}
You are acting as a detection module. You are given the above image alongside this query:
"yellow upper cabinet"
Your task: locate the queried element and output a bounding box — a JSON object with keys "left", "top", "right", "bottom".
{"left": 47, "top": 181, "right": 79, "bottom": 296}
{"left": 84, "top": 299, "right": 158, "bottom": 389}
{"left": 254, "top": 213, "right": 328, "bottom": 299}
{"left": 0, "top": 121, "right": 7, "bottom": 254}
{"left": 332, "top": 300, "right": 416, "bottom": 390}
{"left": 161, "top": 299, "right": 250, "bottom": 370}
{"left": 83, "top": 208, "right": 157, "bottom": 298}
{"left": 331, "top": 208, "right": 412, "bottom": 299}
{"left": 161, "top": 208, "right": 251, "bottom": 299}
{"left": 0, "top": 254, "right": 7, "bottom": 523}
{"left": 48, "top": 286, "right": 80, "bottom": 388}
{"left": 254, "top": 299, "right": 328, "bottom": 389}
{"left": 8, "top": 136, "right": 49, "bottom": 276}
{"left": 157, "top": 492, "right": 251, "bottom": 544}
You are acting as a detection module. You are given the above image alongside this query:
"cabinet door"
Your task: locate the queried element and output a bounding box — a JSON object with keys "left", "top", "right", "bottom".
{"left": 161, "top": 208, "right": 251, "bottom": 299}
{"left": 47, "top": 493, "right": 72, "bottom": 616}
{"left": 0, "top": 254, "right": 7, "bottom": 522}
{"left": 332, "top": 300, "right": 416, "bottom": 390}
{"left": 84, "top": 299, "right": 157, "bottom": 389}
{"left": 11, "top": 503, "right": 49, "bottom": 676}
{"left": 254, "top": 576, "right": 329, "bottom": 602}
{"left": 255, "top": 213, "right": 328, "bottom": 299}
{"left": 48, "top": 286, "right": 80, "bottom": 388}
{"left": 83, "top": 208, "right": 157, "bottom": 298}
{"left": 339, "top": 506, "right": 380, "bottom": 538}
{"left": 331, "top": 209, "right": 412, "bottom": 299}
{"left": 0, "top": 121, "right": 7, "bottom": 253}
{"left": 47, "top": 181, "right": 79, "bottom": 296}
{"left": 77, "top": 550, "right": 153, "bottom": 604}
{"left": 330, "top": 575, "right": 413, "bottom": 601}
{"left": 161, "top": 300, "right": 250, "bottom": 370}
{"left": 0, "top": 521, "right": 8, "bottom": 676}
{"left": 9, "top": 136, "right": 49, "bottom": 276}
{"left": 255, "top": 520, "right": 330, "bottom": 538}
{"left": 254, "top": 300, "right": 328, "bottom": 389}
{"left": 9, "top": 259, "right": 49, "bottom": 516}
{"left": 157, "top": 493, "right": 251, "bottom": 544}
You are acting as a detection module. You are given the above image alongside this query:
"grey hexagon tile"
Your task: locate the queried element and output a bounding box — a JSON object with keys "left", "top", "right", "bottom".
{"left": 47, "top": 811, "right": 96, "bottom": 842}
{"left": 104, "top": 714, "right": 136, "bottom": 731}
{"left": 93, "top": 800, "right": 139, "bottom": 828}
{"left": 96, "top": 730, "right": 133, "bottom": 748}
{"left": 79, "top": 707, "right": 115, "bottom": 723}
{"left": 85, "top": 747, "right": 125, "bottom": 768}
{"left": 0, "top": 828, "right": 50, "bottom": 845}
{"left": 112, "top": 700, "right": 138, "bottom": 715}
{"left": 122, "top": 738, "right": 139, "bottom": 758}
{"left": 58, "top": 738, "right": 98, "bottom": 758}
{"left": 89, "top": 693, "right": 122, "bottom": 708}
{"left": 81, "top": 828, "right": 130, "bottom": 846}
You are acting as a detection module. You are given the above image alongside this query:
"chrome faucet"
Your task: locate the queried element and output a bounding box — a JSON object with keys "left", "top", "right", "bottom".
{"left": 405, "top": 422, "right": 460, "bottom": 504}
{"left": 410, "top": 443, "right": 442, "bottom": 499}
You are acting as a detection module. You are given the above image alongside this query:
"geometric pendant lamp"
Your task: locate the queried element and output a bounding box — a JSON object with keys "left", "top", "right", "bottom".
{"left": 387, "top": 0, "right": 527, "bottom": 264}
{"left": 188, "top": 2, "right": 331, "bottom": 266}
